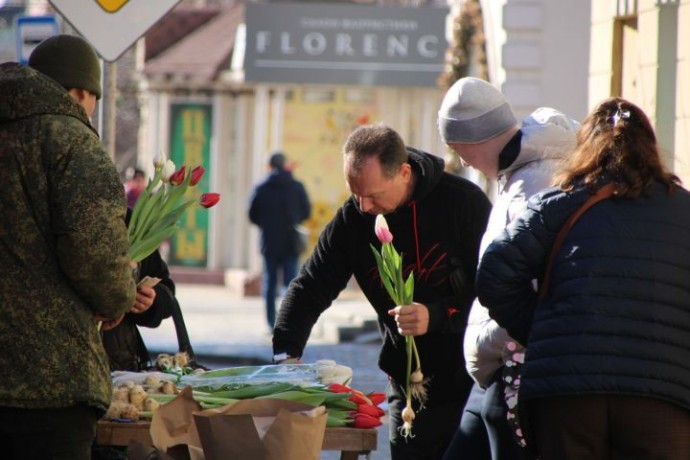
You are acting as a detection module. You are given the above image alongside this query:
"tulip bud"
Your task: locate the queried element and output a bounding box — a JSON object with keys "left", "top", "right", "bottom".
{"left": 200, "top": 193, "right": 221, "bottom": 208}
{"left": 357, "top": 404, "right": 385, "bottom": 418}
{"left": 367, "top": 392, "right": 386, "bottom": 406}
{"left": 374, "top": 214, "right": 393, "bottom": 244}
{"left": 169, "top": 166, "right": 186, "bottom": 186}
{"left": 328, "top": 383, "right": 353, "bottom": 394}
{"left": 349, "top": 392, "right": 372, "bottom": 406}
{"left": 153, "top": 152, "right": 166, "bottom": 168}
{"left": 351, "top": 413, "right": 382, "bottom": 429}
{"left": 161, "top": 160, "right": 176, "bottom": 182}
{"left": 190, "top": 166, "right": 205, "bottom": 186}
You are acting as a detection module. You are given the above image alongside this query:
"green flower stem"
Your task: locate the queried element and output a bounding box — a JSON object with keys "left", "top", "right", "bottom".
{"left": 405, "top": 336, "right": 413, "bottom": 405}
{"left": 411, "top": 337, "right": 422, "bottom": 371}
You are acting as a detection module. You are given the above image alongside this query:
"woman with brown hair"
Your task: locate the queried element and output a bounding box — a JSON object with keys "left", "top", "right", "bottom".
{"left": 476, "top": 97, "right": 690, "bottom": 459}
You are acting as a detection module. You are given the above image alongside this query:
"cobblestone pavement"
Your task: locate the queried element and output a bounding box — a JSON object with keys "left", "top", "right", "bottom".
{"left": 141, "top": 284, "right": 391, "bottom": 459}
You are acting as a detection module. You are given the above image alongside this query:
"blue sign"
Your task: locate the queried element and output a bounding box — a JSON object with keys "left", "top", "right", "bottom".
{"left": 15, "top": 15, "right": 59, "bottom": 64}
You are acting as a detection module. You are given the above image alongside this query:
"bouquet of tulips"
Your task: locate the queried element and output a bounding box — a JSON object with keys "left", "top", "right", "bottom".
{"left": 370, "top": 214, "right": 426, "bottom": 438}
{"left": 128, "top": 154, "right": 220, "bottom": 263}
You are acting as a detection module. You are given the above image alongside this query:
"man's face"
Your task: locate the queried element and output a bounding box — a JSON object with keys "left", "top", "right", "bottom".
{"left": 344, "top": 155, "right": 411, "bottom": 215}
{"left": 68, "top": 88, "right": 97, "bottom": 119}
{"left": 81, "top": 91, "right": 97, "bottom": 118}
{"left": 447, "top": 142, "right": 498, "bottom": 179}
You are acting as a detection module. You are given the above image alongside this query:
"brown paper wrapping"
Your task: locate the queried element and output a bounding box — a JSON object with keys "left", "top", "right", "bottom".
{"left": 149, "top": 388, "right": 327, "bottom": 460}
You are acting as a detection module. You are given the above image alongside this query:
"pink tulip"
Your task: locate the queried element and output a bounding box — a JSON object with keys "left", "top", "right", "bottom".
{"left": 200, "top": 192, "right": 220, "bottom": 208}
{"left": 190, "top": 166, "right": 205, "bottom": 186}
{"left": 374, "top": 214, "right": 393, "bottom": 244}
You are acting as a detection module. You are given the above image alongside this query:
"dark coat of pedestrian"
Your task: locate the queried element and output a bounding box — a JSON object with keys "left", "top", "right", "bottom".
{"left": 477, "top": 97, "right": 690, "bottom": 459}
{"left": 249, "top": 152, "right": 311, "bottom": 329}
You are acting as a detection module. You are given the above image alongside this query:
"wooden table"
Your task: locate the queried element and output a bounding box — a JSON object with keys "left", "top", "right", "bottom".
{"left": 97, "top": 420, "right": 377, "bottom": 460}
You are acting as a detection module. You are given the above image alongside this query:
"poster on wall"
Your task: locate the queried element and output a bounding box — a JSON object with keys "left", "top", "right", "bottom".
{"left": 282, "top": 87, "right": 379, "bottom": 250}
{"left": 168, "top": 103, "right": 213, "bottom": 267}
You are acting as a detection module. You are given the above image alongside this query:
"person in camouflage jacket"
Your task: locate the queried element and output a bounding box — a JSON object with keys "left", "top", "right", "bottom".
{"left": 0, "top": 35, "right": 135, "bottom": 460}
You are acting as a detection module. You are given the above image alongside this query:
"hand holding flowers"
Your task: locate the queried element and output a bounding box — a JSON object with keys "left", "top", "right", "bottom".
{"left": 369, "top": 214, "right": 427, "bottom": 439}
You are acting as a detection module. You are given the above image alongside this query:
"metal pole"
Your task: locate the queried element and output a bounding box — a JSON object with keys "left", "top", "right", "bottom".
{"left": 106, "top": 62, "right": 117, "bottom": 160}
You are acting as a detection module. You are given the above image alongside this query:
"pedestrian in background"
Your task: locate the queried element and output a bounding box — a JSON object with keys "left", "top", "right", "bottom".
{"left": 477, "top": 97, "right": 690, "bottom": 459}
{"left": 0, "top": 34, "right": 135, "bottom": 460}
{"left": 249, "top": 151, "right": 311, "bottom": 331}
{"left": 125, "top": 167, "right": 146, "bottom": 208}
{"left": 437, "top": 77, "right": 578, "bottom": 460}
{"left": 273, "top": 124, "right": 492, "bottom": 459}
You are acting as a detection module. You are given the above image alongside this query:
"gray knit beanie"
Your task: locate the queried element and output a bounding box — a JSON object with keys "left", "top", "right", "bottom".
{"left": 438, "top": 77, "right": 517, "bottom": 144}
{"left": 28, "top": 34, "right": 102, "bottom": 99}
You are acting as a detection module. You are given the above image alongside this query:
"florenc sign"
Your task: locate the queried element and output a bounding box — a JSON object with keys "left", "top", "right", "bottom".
{"left": 244, "top": 2, "right": 449, "bottom": 87}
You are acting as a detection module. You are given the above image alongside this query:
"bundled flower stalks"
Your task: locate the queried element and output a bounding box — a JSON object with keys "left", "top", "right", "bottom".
{"left": 128, "top": 154, "right": 220, "bottom": 263}
{"left": 369, "top": 214, "right": 426, "bottom": 439}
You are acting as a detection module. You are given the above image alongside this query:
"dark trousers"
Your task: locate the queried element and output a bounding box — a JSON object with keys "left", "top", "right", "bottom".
{"left": 529, "top": 394, "right": 690, "bottom": 460}
{"left": 262, "top": 253, "right": 298, "bottom": 329}
{"left": 0, "top": 404, "right": 99, "bottom": 460}
{"left": 388, "top": 380, "right": 463, "bottom": 460}
{"left": 443, "top": 375, "right": 530, "bottom": 460}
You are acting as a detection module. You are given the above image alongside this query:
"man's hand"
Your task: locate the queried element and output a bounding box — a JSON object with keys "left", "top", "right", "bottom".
{"left": 388, "top": 302, "right": 429, "bottom": 336}
{"left": 131, "top": 284, "right": 156, "bottom": 314}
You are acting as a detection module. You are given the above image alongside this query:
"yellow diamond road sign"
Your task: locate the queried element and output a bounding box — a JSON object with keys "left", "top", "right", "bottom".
{"left": 48, "top": 0, "right": 181, "bottom": 62}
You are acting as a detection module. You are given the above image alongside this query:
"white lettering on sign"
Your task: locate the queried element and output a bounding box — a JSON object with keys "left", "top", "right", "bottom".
{"left": 253, "top": 31, "right": 439, "bottom": 59}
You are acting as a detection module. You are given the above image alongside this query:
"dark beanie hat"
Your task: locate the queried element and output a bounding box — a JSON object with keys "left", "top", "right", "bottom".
{"left": 28, "top": 34, "right": 102, "bottom": 99}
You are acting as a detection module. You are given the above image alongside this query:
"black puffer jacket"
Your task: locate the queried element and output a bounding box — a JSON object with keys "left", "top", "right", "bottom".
{"left": 477, "top": 181, "right": 690, "bottom": 410}
{"left": 274, "top": 149, "right": 491, "bottom": 404}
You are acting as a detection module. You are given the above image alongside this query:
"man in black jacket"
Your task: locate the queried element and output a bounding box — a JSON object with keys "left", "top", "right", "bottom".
{"left": 273, "top": 125, "right": 491, "bottom": 459}
{"left": 249, "top": 152, "right": 311, "bottom": 331}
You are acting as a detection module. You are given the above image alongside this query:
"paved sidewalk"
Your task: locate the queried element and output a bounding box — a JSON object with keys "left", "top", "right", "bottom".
{"left": 142, "top": 284, "right": 379, "bottom": 357}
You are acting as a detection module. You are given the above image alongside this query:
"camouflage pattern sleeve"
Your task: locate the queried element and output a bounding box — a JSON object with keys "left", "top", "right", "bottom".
{"left": 45, "top": 115, "right": 136, "bottom": 319}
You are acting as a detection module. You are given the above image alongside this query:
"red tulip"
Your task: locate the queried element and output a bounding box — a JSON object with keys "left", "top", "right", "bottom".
{"left": 328, "top": 383, "right": 353, "bottom": 394}
{"left": 349, "top": 392, "right": 372, "bottom": 406}
{"left": 367, "top": 392, "right": 386, "bottom": 406}
{"left": 190, "top": 166, "right": 205, "bottom": 186}
{"left": 357, "top": 404, "right": 384, "bottom": 418}
{"left": 351, "top": 413, "right": 382, "bottom": 429}
{"left": 200, "top": 193, "right": 220, "bottom": 208}
{"left": 169, "top": 166, "right": 186, "bottom": 186}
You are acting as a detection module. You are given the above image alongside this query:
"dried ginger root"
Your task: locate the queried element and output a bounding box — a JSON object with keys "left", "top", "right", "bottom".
{"left": 128, "top": 385, "right": 148, "bottom": 410}
{"left": 155, "top": 353, "right": 173, "bottom": 370}
{"left": 174, "top": 352, "right": 189, "bottom": 368}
